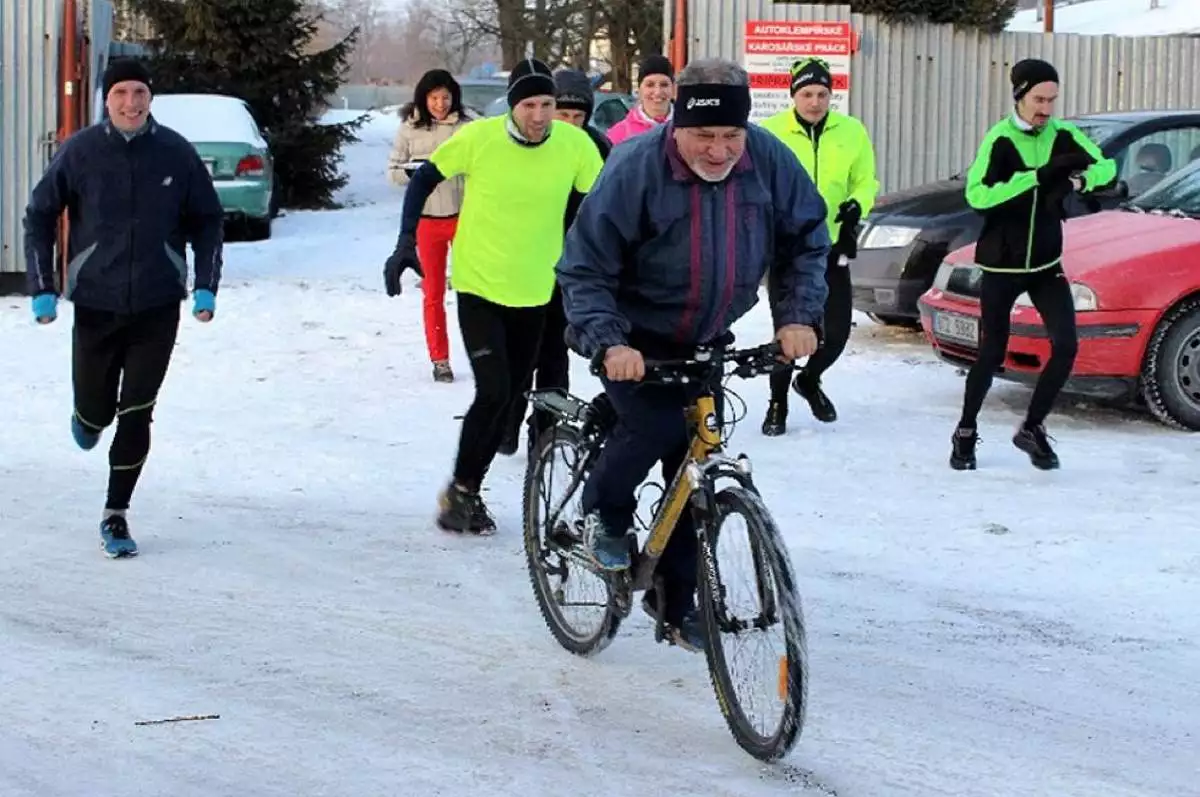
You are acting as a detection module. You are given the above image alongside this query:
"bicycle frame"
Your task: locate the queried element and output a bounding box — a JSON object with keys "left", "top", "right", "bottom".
{"left": 626, "top": 389, "right": 754, "bottom": 593}
{"left": 530, "top": 341, "right": 780, "bottom": 594}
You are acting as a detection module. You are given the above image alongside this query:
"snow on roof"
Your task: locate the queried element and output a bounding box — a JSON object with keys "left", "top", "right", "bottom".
{"left": 150, "top": 93, "right": 267, "bottom": 148}
{"left": 1008, "top": 0, "right": 1200, "bottom": 36}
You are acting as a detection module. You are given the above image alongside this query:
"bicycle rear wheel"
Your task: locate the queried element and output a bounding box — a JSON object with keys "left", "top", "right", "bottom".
{"left": 522, "top": 425, "right": 621, "bottom": 656}
{"left": 697, "top": 484, "right": 808, "bottom": 761}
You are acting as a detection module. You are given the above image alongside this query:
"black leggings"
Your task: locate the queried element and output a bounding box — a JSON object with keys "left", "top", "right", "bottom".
{"left": 770, "top": 252, "right": 850, "bottom": 401}
{"left": 506, "top": 283, "right": 570, "bottom": 443}
{"left": 958, "top": 264, "right": 1078, "bottom": 429}
{"left": 72, "top": 303, "right": 180, "bottom": 510}
{"left": 453, "top": 292, "right": 546, "bottom": 489}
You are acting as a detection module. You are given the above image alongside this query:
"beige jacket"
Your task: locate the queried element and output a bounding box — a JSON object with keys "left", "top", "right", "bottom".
{"left": 387, "top": 109, "right": 469, "bottom": 218}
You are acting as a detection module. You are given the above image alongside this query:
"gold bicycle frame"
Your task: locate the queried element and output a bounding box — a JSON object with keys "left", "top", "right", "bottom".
{"left": 630, "top": 392, "right": 723, "bottom": 590}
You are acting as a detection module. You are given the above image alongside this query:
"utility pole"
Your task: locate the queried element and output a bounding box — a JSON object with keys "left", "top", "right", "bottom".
{"left": 1043, "top": 0, "right": 1055, "bottom": 32}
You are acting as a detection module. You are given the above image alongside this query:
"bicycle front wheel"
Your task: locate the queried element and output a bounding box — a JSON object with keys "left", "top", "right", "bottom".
{"left": 697, "top": 484, "right": 809, "bottom": 761}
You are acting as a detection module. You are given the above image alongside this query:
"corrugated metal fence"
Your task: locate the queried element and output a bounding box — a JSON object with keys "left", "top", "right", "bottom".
{"left": 687, "top": 1, "right": 1200, "bottom": 193}
{"left": 1, "top": 0, "right": 114, "bottom": 280}
{"left": 89, "top": 0, "right": 114, "bottom": 123}
{"left": 1, "top": 0, "right": 63, "bottom": 277}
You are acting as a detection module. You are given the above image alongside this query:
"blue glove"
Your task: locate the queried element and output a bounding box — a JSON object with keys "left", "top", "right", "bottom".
{"left": 31, "top": 293, "right": 58, "bottom": 324}
{"left": 193, "top": 289, "right": 215, "bottom": 320}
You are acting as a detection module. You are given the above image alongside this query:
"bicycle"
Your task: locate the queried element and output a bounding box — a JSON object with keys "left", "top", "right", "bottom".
{"left": 521, "top": 339, "right": 810, "bottom": 762}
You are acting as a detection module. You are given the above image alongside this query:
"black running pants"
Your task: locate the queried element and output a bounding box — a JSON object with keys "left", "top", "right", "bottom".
{"left": 958, "top": 264, "right": 1078, "bottom": 429}
{"left": 769, "top": 251, "right": 849, "bottom": 401}
{"left": 506, "top": 283, "right": 570, "bottom": 445}
{"left": 453, "top": 292, "right": 546, "bottom": 489}
{"left": 72, "top": 303, "right": 180, "bottom": 511}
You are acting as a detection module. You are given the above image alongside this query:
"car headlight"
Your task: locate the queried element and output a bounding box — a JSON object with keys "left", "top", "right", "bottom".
{"left": 1013, "top": 282, "right": 1098, "bottom": 311}
{"left": 861, "top": 224, "right": 920, "bottom": 250}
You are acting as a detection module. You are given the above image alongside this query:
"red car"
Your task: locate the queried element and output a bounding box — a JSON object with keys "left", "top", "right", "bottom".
{"left": 918, "top": 159, "right": 1200, "bottom": 430}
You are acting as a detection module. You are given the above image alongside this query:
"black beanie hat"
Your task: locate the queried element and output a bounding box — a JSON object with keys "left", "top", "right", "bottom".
{"left": 1011, "top": 58, "right": 1059, "bottom": 101}
{"left": 102, "top": 58, "right": 152, "bottom": 98}
{"left": 507, "top": 58, "right": 556, "bottom": 107}
{"left": 637, "top": 54, "right": 674, "bottom": 83}
{"left": 554, "top": 69, "right": 595, "bottom": 118}
{"left": 790, "top": 57, "right": 832, "bottom": 95}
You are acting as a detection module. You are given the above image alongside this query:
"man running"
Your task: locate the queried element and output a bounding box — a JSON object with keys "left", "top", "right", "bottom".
{"left": 24, "top": 59, "right": 224, "bottom": 558}
{"left": 950, "top": 58, "right": 1115, "bottom": 471}
{"left": 499, "top": 68, "right": 613, "bottom": 457}
{"left": 605, "top": 55, "right": 675, "bottom": 146}
{"left": 760, "top": 57, "right": 878, "bottom": 434}
{"left": 557, "top": 57, "right": 829, "bottom": 649}
{"left": 385, "top": 58, "right": 603, "bottom": 533}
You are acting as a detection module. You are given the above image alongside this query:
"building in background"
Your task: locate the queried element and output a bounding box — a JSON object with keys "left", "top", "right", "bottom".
{"left": 0, "top": 0, "right": 115, "bottom": 293}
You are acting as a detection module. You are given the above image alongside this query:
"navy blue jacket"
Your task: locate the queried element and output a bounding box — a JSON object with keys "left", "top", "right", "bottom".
{"left": 556, "top": 123, "right": 830, "bottom": 357}
{"left": 23, "top": 116, "right": 224, "bottom": 314}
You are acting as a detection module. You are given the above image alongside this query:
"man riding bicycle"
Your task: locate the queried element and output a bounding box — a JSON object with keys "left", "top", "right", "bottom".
{"left": 556, "top": 57, "right": 831, "bottom": 649}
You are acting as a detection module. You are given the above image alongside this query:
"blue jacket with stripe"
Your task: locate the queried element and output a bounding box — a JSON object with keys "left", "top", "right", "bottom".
{"left": 556, "top": 123, "right": 830, "bottom": 357}
{"left": 23, "top": 117, "right": 224, "bottom": 314}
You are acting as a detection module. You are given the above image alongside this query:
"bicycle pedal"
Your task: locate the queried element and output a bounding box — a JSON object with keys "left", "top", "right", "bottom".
{"left": 665, "top": 628, "right": 703, "bottom": 654}
{"left": 610, "top": 574, "right": 633, "bottom": 618}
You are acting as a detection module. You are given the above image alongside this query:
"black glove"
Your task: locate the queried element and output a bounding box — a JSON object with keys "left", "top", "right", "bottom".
{"left": 834, "top": 199, "right": 862, "bottom": 259}
{"left": 1036, "top": 152, "right": 1092, "bottom": 186}
{"left": 384, "top": 232, "right": 421, "bottom": 297}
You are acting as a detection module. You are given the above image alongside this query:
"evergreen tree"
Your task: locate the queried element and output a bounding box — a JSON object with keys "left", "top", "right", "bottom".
{"left": 819, "top": 0, "right": 1019, "bottom": 33}
{"left": 129, "top": 0, "right": 365, "bottom": 209}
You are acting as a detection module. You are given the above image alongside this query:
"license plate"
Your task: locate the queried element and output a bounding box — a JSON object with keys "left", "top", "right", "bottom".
{"left": 203, "top": 159, "right": 214, "bottom": 175}
{"left": 934, "top": 311, "right": 979, "bottom": 346}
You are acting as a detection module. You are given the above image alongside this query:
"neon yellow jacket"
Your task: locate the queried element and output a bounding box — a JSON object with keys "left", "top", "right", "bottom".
{"left": 759, "top": 109, "right": 879, "bottom": 240}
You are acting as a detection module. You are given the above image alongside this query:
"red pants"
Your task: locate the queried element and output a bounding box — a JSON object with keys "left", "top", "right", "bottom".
{"left": 416, "top": 216, "right": 458, "bottom": 362}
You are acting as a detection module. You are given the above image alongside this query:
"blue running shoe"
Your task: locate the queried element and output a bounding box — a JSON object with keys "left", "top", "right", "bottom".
{"left": 100, "top": 515, "right": 138, "bottom": 558}
{"left": 71, "top": 416, "right": 101, "bottom": 450}
{"left": 583, "top": 514, "right": 631, "bottom": 571}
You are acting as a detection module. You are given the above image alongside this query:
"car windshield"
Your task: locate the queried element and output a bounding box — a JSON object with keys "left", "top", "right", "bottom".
{"left": 1128, "top": 160, "right": 1200, "bottom": 217}
{"left": 1069, "top": 118, "right": 1134, "bottom": 146}
{"left": 459, "top": 83, "right": 507, "bottom": 113}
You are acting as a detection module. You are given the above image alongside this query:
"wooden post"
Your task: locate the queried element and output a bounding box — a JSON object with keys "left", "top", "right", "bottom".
{"left": 1043, "top": 0, "right": 1055, "bottom": 32}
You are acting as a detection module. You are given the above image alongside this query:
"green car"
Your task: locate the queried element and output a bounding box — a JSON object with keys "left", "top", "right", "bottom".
{"left": 150, "top": 92, "right": 277, "bottom": 240}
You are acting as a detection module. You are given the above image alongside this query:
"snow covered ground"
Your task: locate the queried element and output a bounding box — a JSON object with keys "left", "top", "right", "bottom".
{"left": 1007, "top": 0, "right": 1200, "bottom": 35}
{"left": 2, "top": 111, "right": 1198, "bottom": 797}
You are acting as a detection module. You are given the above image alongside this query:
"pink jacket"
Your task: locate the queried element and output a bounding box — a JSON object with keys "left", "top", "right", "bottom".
{"left": 607, "top": 105, "right": 671, "bottom": 146}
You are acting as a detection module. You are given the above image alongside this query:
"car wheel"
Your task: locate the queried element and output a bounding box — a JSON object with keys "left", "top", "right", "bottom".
{"left": 245, "top": 217, "right": 272, "bottom": 241}
{"left": 1140, "top": 296, "right": 1200, "bottom": 431}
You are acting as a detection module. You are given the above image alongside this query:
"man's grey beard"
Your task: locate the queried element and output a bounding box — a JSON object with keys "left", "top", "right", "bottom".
{"left": 690, "top": 160, "right": 737, "bottom": 183}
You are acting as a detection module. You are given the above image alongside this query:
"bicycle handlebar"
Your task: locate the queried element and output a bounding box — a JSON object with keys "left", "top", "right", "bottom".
{"left": 588, "top": 341, "right": 791, "bottom": 386}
